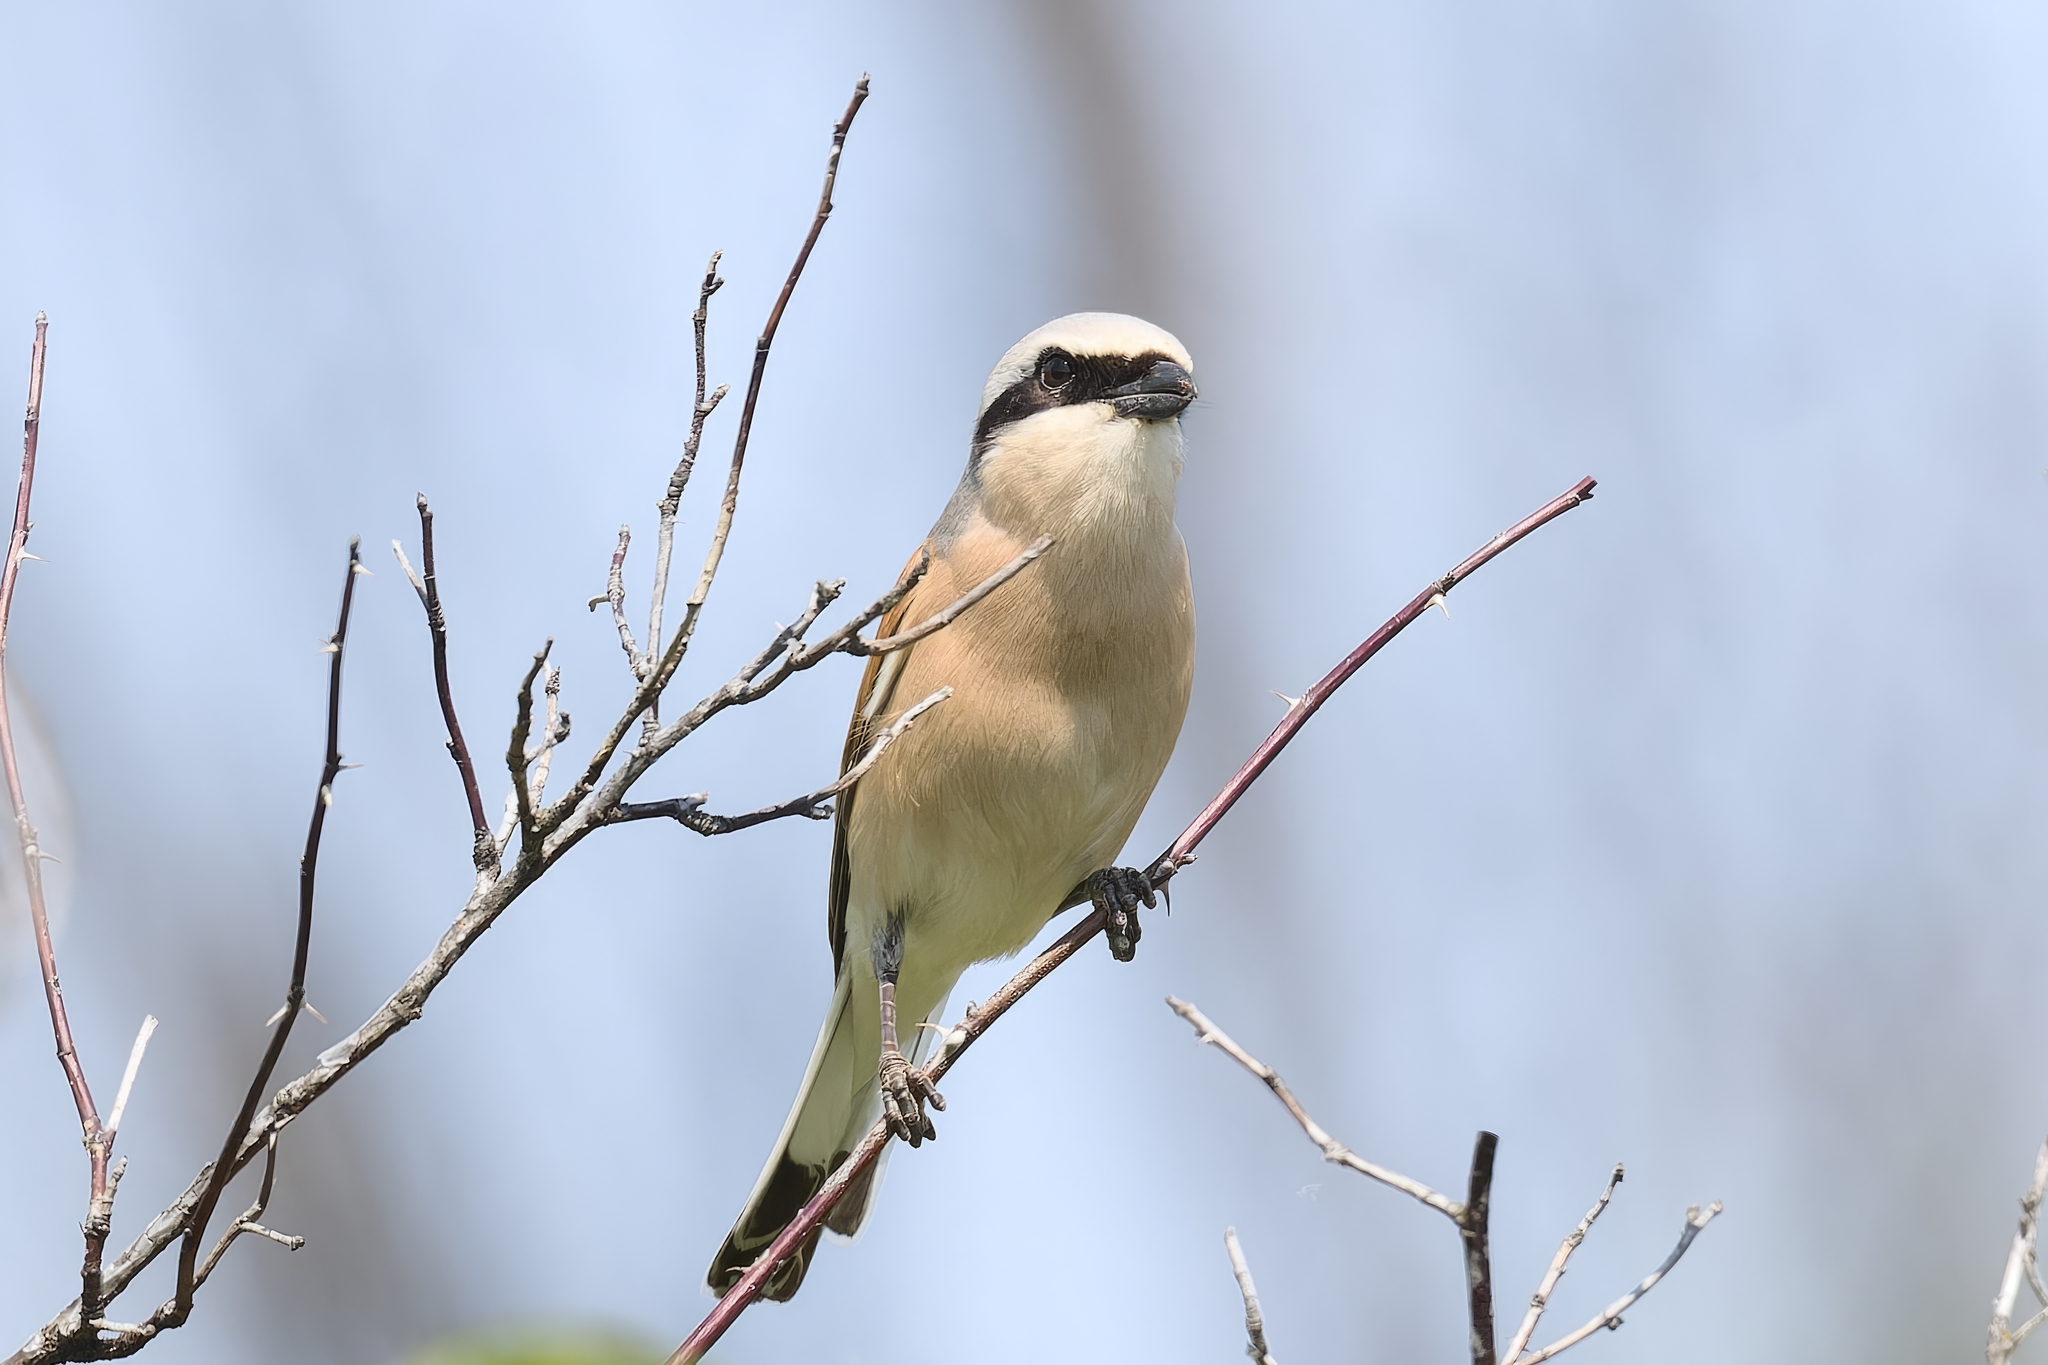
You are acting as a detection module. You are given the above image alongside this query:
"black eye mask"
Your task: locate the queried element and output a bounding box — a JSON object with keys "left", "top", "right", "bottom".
{"left": 972, "top": 347, "right": 1175, "bottom": 457}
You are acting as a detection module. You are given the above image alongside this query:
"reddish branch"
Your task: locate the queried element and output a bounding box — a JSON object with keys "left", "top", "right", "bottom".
{"left": 669, "top": 475, "right": 1599, "bottom": 1365}
{"left": 1144, "top": 475, "right": 1596, "bottom": 890}
{"left": 1, "top": 315, "right": 120, "bottom": 1317}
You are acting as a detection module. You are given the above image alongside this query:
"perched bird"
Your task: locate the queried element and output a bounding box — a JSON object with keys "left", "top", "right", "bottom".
{"left": 707, "top": 312, "right": 1199, "bottom": 1300}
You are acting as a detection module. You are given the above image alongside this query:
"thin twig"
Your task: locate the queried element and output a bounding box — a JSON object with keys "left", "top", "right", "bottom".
{"left": 1166, "top": 997, "right": 1463, "bottom": 1216}
{"left": 541, "top": 82, "right": 873, "bottom": 831}
{"left": 1173, "top": 997, "right": 1716, "bottom": 1365}
{"left": 848, "top": 538, "right": 1051, "bottom": 656}
{"left": 192, "top": 1134, "right": 300, "bottom": 1288}
{"left": 1515, "top": 1202, "right": 1723, "bottom": 1365}
{"left": 171, "top": 539, "right": 362, "bottom": 1324}
{"left": 1, "top": 314, "right": 119, "bottom": 1320}
{"left": 645, "top": 253, "right": 729, "bottom": 681}
{"left": 399, "top": 497, "right": 494, "bottom": 872}
{"left": 1990, "top": 1135, "right": 2048, "bottom": 1364}
{"left": 667, "top": 77, "right": 868, "bottom": 669}
{"left": 1138, "top": 475, "right": 1597, "bottom": 895}
{"left": 1501, "top": 1164, "right": 1623, "bottom": 1364}
{"left": 610, "top": 685, "right": 949, "bottom": 834}
{"left": 102, "top": 1017, "right": 159, "bottom": 1149}
{"left": 528, "top": 665, "right": 566, "bottom": 806}
{"left": 594, "top": 526, "right": 647, "bottom": 678}
{"left": 505, "top": 643, "right": 551, "bottom": 854}
{"left": 1225, "top": 1228, "right": 1278, "bottom": 1365}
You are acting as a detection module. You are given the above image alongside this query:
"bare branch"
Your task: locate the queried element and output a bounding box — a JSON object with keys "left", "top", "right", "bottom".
{"left": 1516, "top": 1202, "right": 1722, "bottom": 1365}
{"left": 169, "top": 538, "right": 362, "bottom": 1330}
{"left": 504, "top": 643, "right": 551, "bottom": 852}
{"left": 1990, "top": 1135, "right": 2048, "bottom": 1364}
{"left": 1165, "top": 996, "right": 1463, "bottom": 1218}
{"left": 666, "top": 77, "right": 868, "bottom": 676}
{"left": 1, "top": 313, "right": 123, "bottom": 1321}
{"left": 1139, "top": 475, "right": 1597, "bottom": 894}
{"left": 192, "top": 1133, "right": 301, "bottom": 1299}
{"left": 102, "top": 1016, "right": 159, "bottom": 1149}
{"left": 402, "top": 497, "right": 495, "bottom": 873}
{"left": 1225, "top": 1228, "right": 1278, "bottom": 1365}
{"left": 1501, "top": 1164, "right": 1623, "bottom": 1365}
{"left": 646, "top": 252, "right": 729, "bottom": 672}
{"left": 591, "top": 525, "right": 648, "bottom": 679}
{"left": 845, "top": 537, "right": 1052, "bottom": 656}
{"left": 528, "top": 665, "right": 567, "bottom": 807}
{"left": 611, "top": 686, "right": 950, "bottom": 835}
{"left": 1464, "top": 1132, "right": 1500, "bottom": 1365}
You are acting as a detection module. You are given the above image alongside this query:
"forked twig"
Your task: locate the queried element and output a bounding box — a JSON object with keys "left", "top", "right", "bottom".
{"left": 1500, "top": 1164, "right": 1623, "bottom": 1363}
{"left": 1166, "top": 996, "right": 1462, "bottom": 1214}
{"left": 1512, "top": 1203, "right": 1721, "bottom": 1365}
{"left": 1169, "top": 997, "right": 1718, "bottom": 1365}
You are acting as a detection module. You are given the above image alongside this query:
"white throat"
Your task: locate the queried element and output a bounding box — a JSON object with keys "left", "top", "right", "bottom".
{"left": 971, "top": 407, "right": 1184, "bottom": 547}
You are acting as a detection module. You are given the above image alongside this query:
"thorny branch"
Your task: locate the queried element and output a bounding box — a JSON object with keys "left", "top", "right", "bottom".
{"left": 1, "top": 314, "right": 123, "bottom": 1323}
{"left": 1988, "top": 1134, "right": 2048, "bottom": 1364}
{"left": 1166, "top": 998, "right": 1721, "bottom": 1365}
{"left": 165, "top": 541, "right": 362, "bottom": 1337}
{"left": 669, "top": 478, "right": 1599, "bottom": 1365}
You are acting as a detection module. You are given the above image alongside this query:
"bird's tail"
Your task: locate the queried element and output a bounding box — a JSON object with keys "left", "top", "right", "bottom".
{"left": 706, "top": 970, "right": 947, "bottom": 1301}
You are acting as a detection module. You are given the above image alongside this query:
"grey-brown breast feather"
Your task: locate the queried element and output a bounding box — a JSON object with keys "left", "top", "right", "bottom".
{"left": 828, "top": 544, "right": 932, "bottom": 974}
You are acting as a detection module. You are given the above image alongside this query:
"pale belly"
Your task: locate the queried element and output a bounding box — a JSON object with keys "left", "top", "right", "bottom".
{"left": 841, "top": 628, "right": 1189, "bottom": 1018}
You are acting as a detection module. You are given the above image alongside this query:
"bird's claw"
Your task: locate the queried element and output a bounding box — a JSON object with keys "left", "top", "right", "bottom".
{"left": 879, "top": 1046, "right": 943, "bottom": 1146}
{"left": 1090, "top": 865, "right": 1157, "bottom": 963}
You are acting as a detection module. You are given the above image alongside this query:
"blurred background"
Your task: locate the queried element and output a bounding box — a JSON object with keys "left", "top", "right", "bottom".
{"left": 2, "top": 3, "right": 2045, "bottom": 1362}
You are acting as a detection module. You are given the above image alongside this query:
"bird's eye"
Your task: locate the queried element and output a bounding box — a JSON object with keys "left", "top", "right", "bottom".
{"left": 1039, "top": 354, "right": 1075, "bottom": 390}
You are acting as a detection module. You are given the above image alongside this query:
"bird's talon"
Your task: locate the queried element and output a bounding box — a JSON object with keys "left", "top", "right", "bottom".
{"left": 879, "top": 1047, "right": 941, "bottom": 1145}
{"left": 1089, "top": 866, "right": 1154, "bottom": 963}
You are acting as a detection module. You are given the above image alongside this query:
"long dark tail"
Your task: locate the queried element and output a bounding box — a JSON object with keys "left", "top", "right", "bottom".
{"left": 706, "top": 972, "right": 947, "bottom": 1301}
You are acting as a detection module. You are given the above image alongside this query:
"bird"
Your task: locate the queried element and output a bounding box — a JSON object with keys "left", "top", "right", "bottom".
{"left": 706, "top": 312, "right": 1199, "bottom": 1301}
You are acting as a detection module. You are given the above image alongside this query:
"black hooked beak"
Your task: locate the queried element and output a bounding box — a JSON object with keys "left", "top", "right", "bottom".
{"left": 1106, "top": 359, "right": 1196, "bottom": 420}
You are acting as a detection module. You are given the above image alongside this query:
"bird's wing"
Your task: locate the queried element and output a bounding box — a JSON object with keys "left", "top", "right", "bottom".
{"left": 828, "top": 544, "right": 933, "bottom": 974}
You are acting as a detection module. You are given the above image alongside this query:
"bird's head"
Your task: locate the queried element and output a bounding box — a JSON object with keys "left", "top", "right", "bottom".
{"left": 947, "top": 313, "right": 1195, "bottom": 544}
{"left": 972, "top": 312, "right": 1196, "bottom": 456}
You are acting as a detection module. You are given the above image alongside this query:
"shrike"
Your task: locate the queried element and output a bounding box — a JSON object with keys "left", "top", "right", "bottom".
{"left": 708, "top": 313, "right": 1198, "bottom": 1300}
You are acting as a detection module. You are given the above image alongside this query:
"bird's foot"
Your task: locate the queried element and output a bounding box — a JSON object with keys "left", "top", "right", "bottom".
{"left": 878, "top": 1046, "right": 943, "bottom": 1147}
{"left": 1090, "top": 865, "right": 1157, "bottom": 963}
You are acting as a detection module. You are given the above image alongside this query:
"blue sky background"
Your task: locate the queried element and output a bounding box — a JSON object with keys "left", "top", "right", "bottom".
{"left": 3, "top": 4, "right": 2047, "bottom": 1362}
